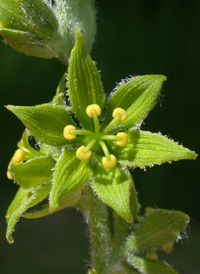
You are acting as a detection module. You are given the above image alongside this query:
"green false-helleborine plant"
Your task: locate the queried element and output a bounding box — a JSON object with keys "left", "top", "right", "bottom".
{"left": 1, "top": 1, "right": 197, "bottom": 274}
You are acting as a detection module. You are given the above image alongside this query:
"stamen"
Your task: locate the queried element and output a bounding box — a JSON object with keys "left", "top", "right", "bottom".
{"left": 99, "top": 141, "right": 111, "bottom": 160}
{"left": 86, "top": 104, "right": 101, "bottom": 134}
{"left": 112, "top": 108, "right": 127, "bottom": 122}
{"left": 76, "top": 146, "right": 92, "bottom": 161}
{"left": 116, "top": 132, "right": 128, "bottom": 147}
{"left": 162, "top": 242, "right": 173, "bottom": 254}
{"left": 12, "top": 149, "right": 25, "bottom": 163}
{"left": 70, "top": 129, "right": 94, "bottom": 137}
{"left": 101, "top": 108, "right": 127, "bottom": 135}
{"left": 84, "top": 139, "right": 97, "bottom": 152}
{"left": 99, "top": 141, "right": 117, "bottom": 169}
{"left": 100, "top": 135, "right": 119, "bottom": 141}
{"left": 7, "top": 171, "right": 13, "bottom": 180}
{"left": 145, "top": 252, "right": 158, "bottom": 261}
{"left": 63, "top": 125, "right": 76, "bottom": 140}
{"left": 86, "top": 104, "right": 101, "bottom": 118}
{"left": 102, "top": 155, "right": 117, "bottom": 169}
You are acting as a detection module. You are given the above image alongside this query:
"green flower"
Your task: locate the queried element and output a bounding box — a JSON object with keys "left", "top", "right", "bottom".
{"left": 6, "top": 30, "right": 196, "bottom": 243}
{"left": 0, "top": 0, "right": 96, "bottom": 64}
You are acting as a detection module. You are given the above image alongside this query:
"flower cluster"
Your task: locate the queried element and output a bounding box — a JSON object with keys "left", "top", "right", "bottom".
{"left": 6, "top": 30, "right": 196, "bottom": 243}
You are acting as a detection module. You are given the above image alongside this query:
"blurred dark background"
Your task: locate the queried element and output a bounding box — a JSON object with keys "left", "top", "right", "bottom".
{"left": 0, "top": 1, "right": 199, "bottom": 273}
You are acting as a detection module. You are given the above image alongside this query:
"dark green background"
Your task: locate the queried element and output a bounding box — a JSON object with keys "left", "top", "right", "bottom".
{"left": 0, "top": 1, "right": 199, "bottom": 273}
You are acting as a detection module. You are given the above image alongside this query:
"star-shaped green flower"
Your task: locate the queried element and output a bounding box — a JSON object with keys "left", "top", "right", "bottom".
{"left": 6, "top": 31, "right": 196, "bottom": 243}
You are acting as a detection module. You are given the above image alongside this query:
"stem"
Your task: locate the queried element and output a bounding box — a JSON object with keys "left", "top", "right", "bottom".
{"left": 87, "top": 186, "right": 112, "bottom": 273}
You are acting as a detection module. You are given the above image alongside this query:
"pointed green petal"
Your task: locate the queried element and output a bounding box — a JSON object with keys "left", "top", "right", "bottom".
{"left": 68, "top": 30, "right": 106, "bottom": 130}
{"left": 125, "top": 208, "right": 190, "bottom": 253}
{"left": 50, "top": 148, "right": 92, "bottom": 211}
{"left": 102, "top": 75, "right": 166, "bottom": 133}
{"left": 127, "top": 255, "right": 178, "bottom": 274}
{"left": 110, "top": 130, "right": 197, "bottom": 168}
{"left": 6, "top": 183, "right": 51, "bottom": 243}
{"left": 92, "top": 156, "right": 133, "bottom": 223}
{"left": 113, "top": 168, "right": 139, "bottom": 248}
{"left": 7, "top": 104, "right": 75, "bottom": 146}
{"left": 6, "top": 188, "right": 29, "bottom": 222}
{"left": 110, "top": 263, "right": 140, "bottom": 274}
{"left": 22, "top": 191, "right": 81, "bottom": 219}
{"left": 8, "top": 156, "right": 56, "bottom": 188}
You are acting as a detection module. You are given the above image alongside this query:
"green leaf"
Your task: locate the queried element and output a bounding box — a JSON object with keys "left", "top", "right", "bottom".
{"left": 50, "top": 148, "right": 92, "bottom": 211}
{"left": 110, "top": 130, "right": 197, "bottom": 168}
{"left": 8, "top": 155, "right": 56, "bottom": 189}
{"left": 92, "top": 156, "right": 133, "bottom": 223}
{"left": 7, "top": 104, "right": 75, "bottom": 146}
{"left": 68, "top": 30, "right": 106, "bottom": 130}
{"left": 6, "top": 183, "right": 51, "bottom": 243}
{"left": 101, "top": 75, "right": 166, "bottom": 133}
{"left": 127, "top": 255, "right": 178, "bottom": 274}
{"left": 125, "top": 208, "right": 190, "bottom": 253}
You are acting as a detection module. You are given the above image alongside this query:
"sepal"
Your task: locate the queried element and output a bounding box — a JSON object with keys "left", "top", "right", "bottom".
{"left": 92, "top": 156, "right": 133, "bottom": 223}
{"left": 111, "top": 130, "right": 197, "bottom": 168}
{"left": 125, "top": 208, "right": 190, "bottom": 253}
{"left": 7, "top": 104, "right": 75, "bottom": 146}
{"left": 126, "top": 255, "right": 178, "bottom": 274}
{"left": 102, "top": 75, "right": 166, "bottom": 133}
{"left": 22, "top": 191, "right": 81, "bottom": 219}
{"left": 50, "top": 148, "right": 92, "bottom": 211}
{"left": 68, "top": 30, "right": 106, "bottom": 130}
{"left": 6, "top": 182, "right": 51, "bottom": 243}
{"left": 8, "top": 155, "right": 56, "bottom": 189}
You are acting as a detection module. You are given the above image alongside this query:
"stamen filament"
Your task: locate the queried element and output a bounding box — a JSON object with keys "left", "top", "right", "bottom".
{"left": 92, "top": 111, "right": 100, "bottom": 135}
{"left": 99, "top": 141, "right": 111, "bottom": 160}
{"left": 101, "top": 115, "right": 120, "bottom": 135}
{"left": 84, "top": 139, "right": 97, "bottom": 152}
{"left": 71, "top": 129, "right": 94, "bottom": 137}
{"left": 100, "top": 135, "right": 119, "bottom": 141}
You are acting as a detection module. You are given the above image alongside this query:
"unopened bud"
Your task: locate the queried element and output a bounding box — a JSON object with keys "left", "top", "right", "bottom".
{"left": 0, "top": 0, "right": 96, "bottom": 64}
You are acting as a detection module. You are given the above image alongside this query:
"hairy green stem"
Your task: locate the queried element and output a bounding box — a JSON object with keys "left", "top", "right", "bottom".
{"left": 87, "top": 186, "right": 112, "bottom": 273}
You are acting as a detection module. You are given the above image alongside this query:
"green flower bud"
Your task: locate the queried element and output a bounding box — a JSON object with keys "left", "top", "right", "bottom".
{"left": 0, "top": 0, "right": 96, "bottom": 64}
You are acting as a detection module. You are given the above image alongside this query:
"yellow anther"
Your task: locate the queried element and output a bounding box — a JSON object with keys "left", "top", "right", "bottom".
{"left": 63, "top": 125, "right": 76, "bottom": 140}
{"left": 102, "top": 154, "right": 117, "bottom": 169}
{"left": 86, "top": 104, "right": 101, "bottom": 118}
{"left": 116, "top": 132, "right": 128, "bottom": 147}
{"left": 76, "top": 146, "right": 92, "bottom": 161}
{"left": 12, "top": 149, "right": 25, "bottom": 163}
{"left": 7, "top": 171, "right": 13, "bottom": 180}
{"left": 145, "top": 252, "right": 158, "bottom": 261}
{"left": 162, "top": 242, "right": 173, "bottom": 254}
{"left": 112, "top": 108, "right": 127, "bottom": 122}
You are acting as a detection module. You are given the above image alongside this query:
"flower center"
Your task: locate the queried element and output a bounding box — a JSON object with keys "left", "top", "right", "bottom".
{"left": 63, "top": 104, "right": 128, "bottom": 169}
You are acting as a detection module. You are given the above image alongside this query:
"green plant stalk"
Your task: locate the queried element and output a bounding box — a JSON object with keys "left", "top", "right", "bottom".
{"left": 87, "top": 186, "right": 112, "bottom": 273}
